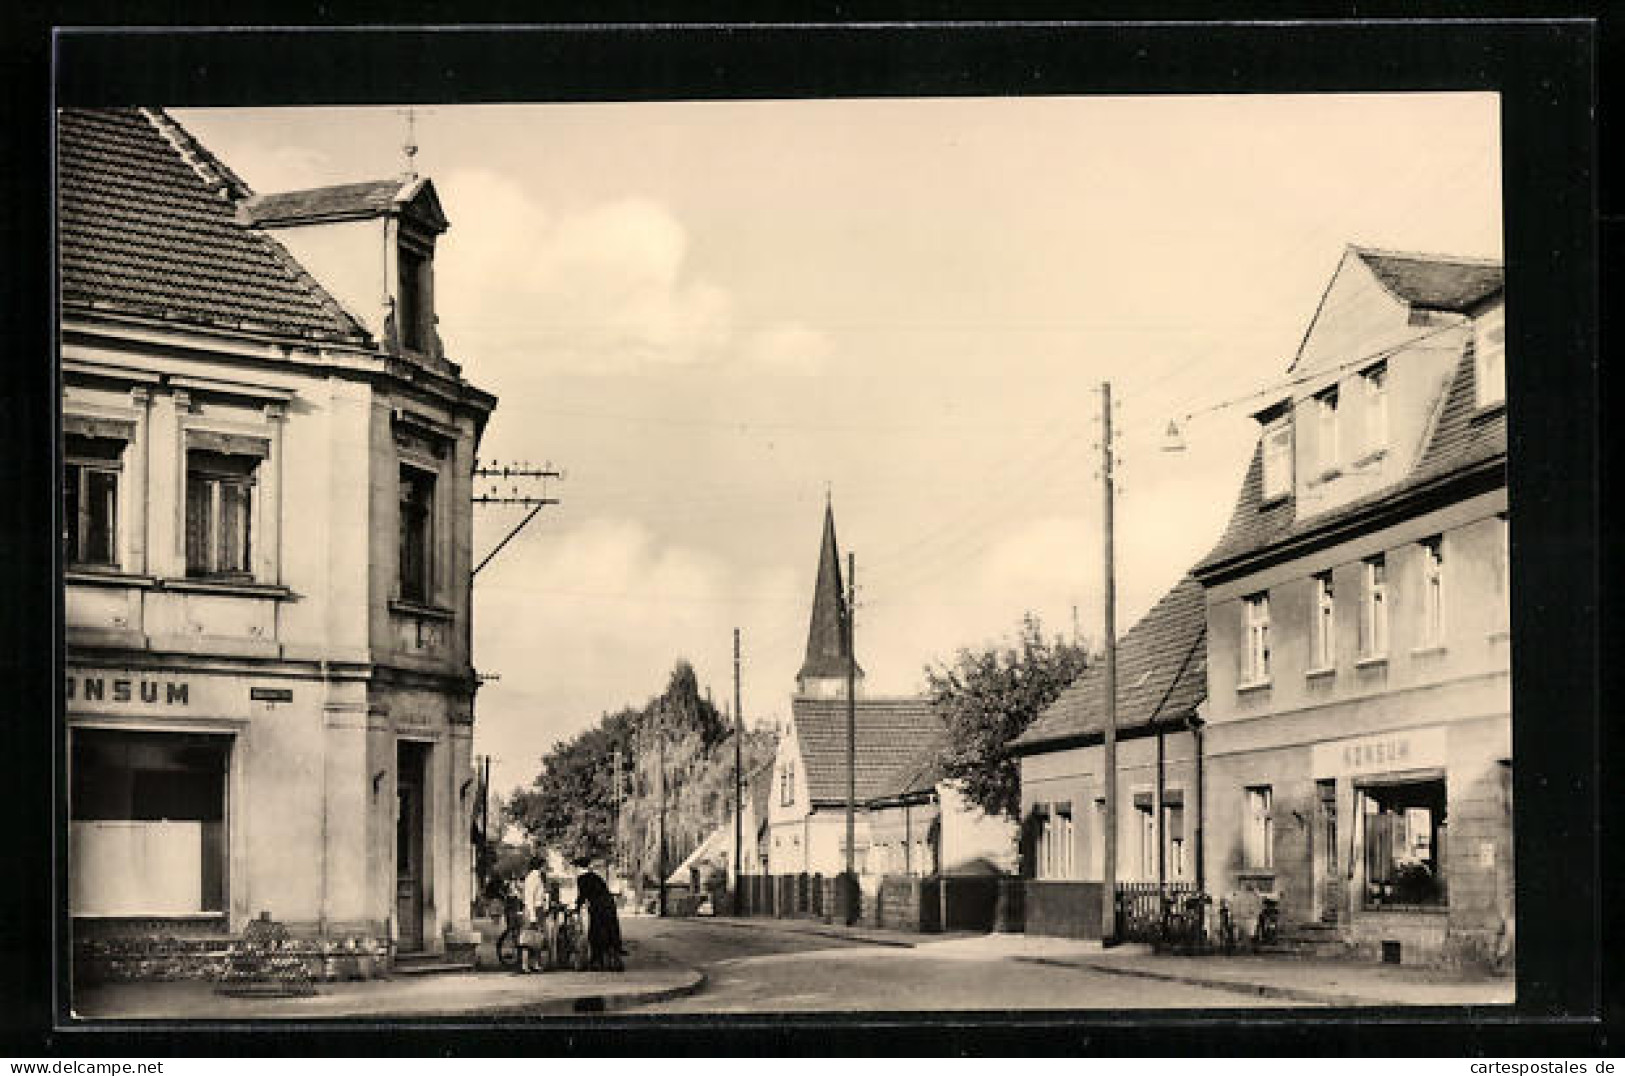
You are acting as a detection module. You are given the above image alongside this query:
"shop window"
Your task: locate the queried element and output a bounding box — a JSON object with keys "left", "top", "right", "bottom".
{"left": 1245, "top": 785, "right": 1274, "bottom": 870}
{"left": 69, "top": 729, "right": 229, "bottom": 916}
{"left": 398, "top": 464, "right": 436, "bottom": 603}
{"left": 64, "top": 433, "right": 124, "bottom": 568}
{"left": 1242, "top": 592, "right": 1271, "bottom": 684}
{"left": 1261, "top": 418, "right": 1293, "bottom": 501}
{"left": 1035, "top": 802, "right": 1075, "bottom": 880}
{"left": 1316, "top": 387, "right": 1340, "bottom": 475}
{"left": 1420, "top": 536, "right": 1445, "bottom": 646}
{"left": 1362, "top": 362, "right": 1388, "bottom": 456}
{"left": 1360, "top": 779, "right": 1447, "bottom": 907}
{"left": 1312, "top": 572, "right": 1336, "bottom": 670}
{"left": 1361, "top": 556, "right": 1388, "bottom": 658}
{"left": 1475, "top": 304, "right": 1505, "bottom": 408}
{"left": 186, "top": 450, "right": 257, "bottom": 579}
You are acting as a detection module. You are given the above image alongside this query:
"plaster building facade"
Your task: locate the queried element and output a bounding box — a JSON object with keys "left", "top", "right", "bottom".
{"left": 1010, "top": 575, "right": 1208, "bottom": 939}
{"left": 1193, "top": 247, "right": 1510, "bottom": 967}
{"left": 1006, "top": 247, "right": 1510, "bottom": 968}
{"left": 61, "top": 108, "right": 496, "bottom": 961}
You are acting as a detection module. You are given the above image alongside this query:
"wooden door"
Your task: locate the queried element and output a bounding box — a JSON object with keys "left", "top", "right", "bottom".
{"left": 396, "top": 746, "right": 425, "bottom": 951}
{"left": 1315, "top": 779, "right": 1339, "bottom": 923}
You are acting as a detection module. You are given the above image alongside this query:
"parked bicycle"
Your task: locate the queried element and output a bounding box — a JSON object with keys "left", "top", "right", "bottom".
{"left": 1253, "top": 892, "right": 1281, "bottom": 946}
{"left": 494, "top": 892, "right": 525, "bottom": 968}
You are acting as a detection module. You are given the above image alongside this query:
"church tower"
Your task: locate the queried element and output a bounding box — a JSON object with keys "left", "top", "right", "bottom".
{"left": 795, "top": 502, "right": 864, "bottom": 699}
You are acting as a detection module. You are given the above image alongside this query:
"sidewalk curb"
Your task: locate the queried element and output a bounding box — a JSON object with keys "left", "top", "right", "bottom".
{"left": 698, "top": 916, "right": 918, "bottom": 949}
{"left": 1014, "top": 956, "right": 1391, "bottom": 1008}
{"left": 298, "top": 969, "right": 711, "bottom": 1020}
{"left": 456, "top": 969, "right": 710, "bottom": 1018}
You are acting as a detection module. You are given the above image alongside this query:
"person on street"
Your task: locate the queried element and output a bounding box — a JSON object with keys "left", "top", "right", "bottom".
{"left": 518, "top": 856, "right": 548, "bottom": 974}
{"left": 574, "top": 858, "right": 625, "bottom": 971}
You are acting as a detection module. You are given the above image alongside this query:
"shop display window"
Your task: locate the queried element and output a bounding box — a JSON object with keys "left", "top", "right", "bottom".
{"left": 1359, "top": 778, "right": 1447, "bottom": 907}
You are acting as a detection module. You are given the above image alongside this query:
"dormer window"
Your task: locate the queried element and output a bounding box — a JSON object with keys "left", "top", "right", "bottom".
{"left": 1475, "top": 304, "right": 1505, "bottom": 408}
{"left": 1261, "top": 418, "right": 1292, "bottom": 502}
{"left": 398, "top": 244, "right": 430, "bottom": 353}
{"left": 1315, "top": 387, "right": 1340, "bottom": 477}
{"left": 1361, "top": 363, "right": 1388, "bottom": 456}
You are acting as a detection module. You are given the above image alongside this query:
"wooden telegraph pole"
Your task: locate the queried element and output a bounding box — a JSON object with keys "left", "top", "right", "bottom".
{"left": 1100, "top": 381, "right": 1120, "bottom": 945}
{"left": 734, "top": 628, "right": 744, "bottom": 916}
{"left": 657, "top": 702, "right": 668, "bottom": 918}
{"left": 845, "top": 551, "right": 858, "bottom": 924}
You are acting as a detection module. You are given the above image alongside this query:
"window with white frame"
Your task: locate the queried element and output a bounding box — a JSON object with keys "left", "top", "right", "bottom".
{"left": 63, "top": 433, "right": 125, "bottom": 569}
{"left": 1475, "top": 304, "right": 1505, "bottom": 408}
{"left": 1312, "top": 571, "right": 1336, "bottom": 670}
{"left": 1242, "top": 592, "right": 1271, "bottom": 684}
{"left": 1495, "top": 513, "right": 1510, "bottom": 615}
{"left": 1261, "top": 418, "right": 1293, "bottom": 501}
{"left": 1134, "top": 796, "right": 1155, "bottom": 878}
{"left": 1163, "top": 794, "right": 1186, "bottom": 880}
{"left": 186, "top": 449, "right": 259, "bottom": 579}
{"left": 1420, "top": 537, "right": 1445, "bottom": 646}
{"left": 1361, "top": 556, "right": 1388, "bottom": 658}
{"left": 1245, "top": 785, "right": 1274, "bottom": 870}
{"left": 1362, "top": 363, "right": 1388, "bottom": 456}
{"left": 1090, "top": 797, "right": 1106, "bottom": 879}
{"left": 1316, "top": 387, "right": 1340, "bottom": 474}
{"left": 1035, "top": 802, "right": 1075, "bottom": 880}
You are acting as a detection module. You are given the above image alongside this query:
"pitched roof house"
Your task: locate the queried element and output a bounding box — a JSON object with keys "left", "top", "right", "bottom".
{"left": 61, "top": 108, "right": 496, "bottom": 968}
{"left": 1007, "top": 245, "right": 1510, "bottom": 966}
{"left": 764, "top": 504, "right": 1016, "bottom": 883}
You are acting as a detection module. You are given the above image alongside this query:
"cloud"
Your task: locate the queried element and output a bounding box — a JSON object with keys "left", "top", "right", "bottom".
{"left": 436, "top": 172, "right": 733, "bottom": 373}
{"left": 472, "top": 517, "right": 804, "bottom": 795}
{"left": 741, "top": 323, "right": 834, "bottom": 376}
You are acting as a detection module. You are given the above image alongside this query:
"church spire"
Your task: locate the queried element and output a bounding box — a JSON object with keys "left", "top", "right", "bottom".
{"left": 796, "top": 501, "right": 863, "bottom": 696}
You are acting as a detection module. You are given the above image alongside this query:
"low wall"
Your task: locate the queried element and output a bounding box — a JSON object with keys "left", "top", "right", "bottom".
{"left": 1024, "top": 881, "right": 1104, "bottom": 940}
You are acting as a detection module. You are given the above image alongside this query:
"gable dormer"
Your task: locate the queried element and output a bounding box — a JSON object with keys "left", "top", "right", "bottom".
{"left": 239, "top": 177, "right": 451, "bottom": 365}
{"left": 1283, "top": 246, "right": 1501, "bottom": 521}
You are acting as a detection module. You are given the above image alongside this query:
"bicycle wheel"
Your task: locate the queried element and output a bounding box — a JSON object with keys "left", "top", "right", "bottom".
{"left": 496, "top": 928, "right": 519, "bottom": 967}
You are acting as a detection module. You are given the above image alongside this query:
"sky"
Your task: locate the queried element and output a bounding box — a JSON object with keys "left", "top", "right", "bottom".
{"left": 175, "top": 94, "right": 1503, "bottom": 798}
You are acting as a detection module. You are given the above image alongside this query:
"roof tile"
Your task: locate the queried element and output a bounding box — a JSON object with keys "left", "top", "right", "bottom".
{"left": 791, "top": 696, "right": 943, "bottom": 804}
{"left": 57, "top": 108, "right": 368, "bottom": 342}
{"left": 1012, "top": 575, "right": 1207, "bottom": 752}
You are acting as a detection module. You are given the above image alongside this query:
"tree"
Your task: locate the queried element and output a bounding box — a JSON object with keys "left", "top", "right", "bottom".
{"left": 924, "top": 613, "right": 1090, "bottom": 821}
{"left": 506, "top": 659, "right": 777, "bottom": 888}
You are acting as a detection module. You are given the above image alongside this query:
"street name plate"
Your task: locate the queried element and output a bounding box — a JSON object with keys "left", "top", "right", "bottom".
{"left": 251, "top": 687, "right": 294, "bottom": 703}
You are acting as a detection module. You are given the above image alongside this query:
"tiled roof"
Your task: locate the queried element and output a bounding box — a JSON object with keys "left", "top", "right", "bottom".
{"left": 1355, "top": 247, "right": 1504, "bottom": 312}
{"left": 790, "top": 696, "right": 943, "bottom": 804}
{"left": 1196, "top": 335, "right": 1506, "bottom": 576}
{"left": 797, "top": 505, "right": 862, "bottom": 681}
{"left": 869, "top": 737, "right": 948, "bottom": 804}
{"left": 239, "top": 179, "right": 407, "bottom": 226}
{"left": 57, "top": 108, "right": 369, "bottom": 343}
{"left": 1011, "top": 575, "right": 1207, "bottom": 753}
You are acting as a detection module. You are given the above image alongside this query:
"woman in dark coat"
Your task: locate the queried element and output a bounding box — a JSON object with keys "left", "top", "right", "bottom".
{"left": 574, "top": 859, "right": 625, "bottom": 971}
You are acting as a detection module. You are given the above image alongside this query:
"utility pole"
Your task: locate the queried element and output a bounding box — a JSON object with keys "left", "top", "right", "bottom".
{"left": 657, "top": 702, "right": 668, "bottom": 918}
{"left": 611, "top": 747, "right": 623, "bottom": 883}
{"left": 471, "top": 462, "right": 562, "bottom": 577}
{"left": 1100, "top": 381, "right": 1120, "bottom": 945}
{"left": 845, "top": 551, "right": 858, "bottom": 923}
{"left": 733, "top": 627, "right": 744, "bottom": 916}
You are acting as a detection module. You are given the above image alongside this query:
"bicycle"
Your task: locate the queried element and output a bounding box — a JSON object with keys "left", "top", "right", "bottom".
{"left": 1216, "top": 898, "right": 1238, "bottom": 955}
{"left": 494, "top": 895, "right": 524, "bottom": 968}
{"left": 1253, "top": 893, "right": 1281, "bottom": 946}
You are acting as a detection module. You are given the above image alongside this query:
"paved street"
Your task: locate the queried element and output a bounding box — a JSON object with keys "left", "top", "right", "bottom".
{"left": 621, "top": 917, "right": 1308, "bottom": 1013}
